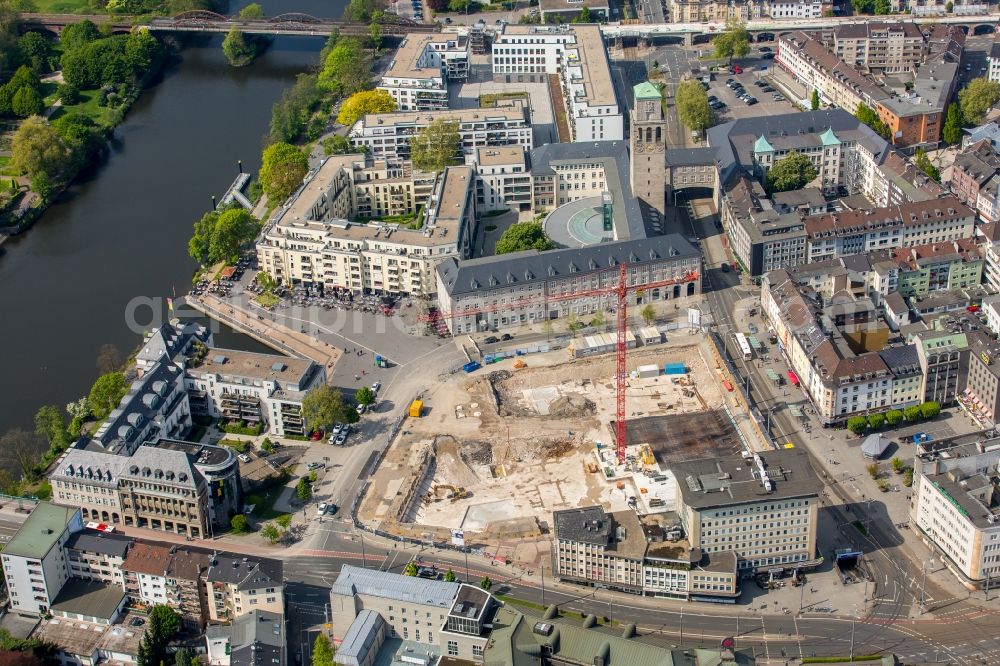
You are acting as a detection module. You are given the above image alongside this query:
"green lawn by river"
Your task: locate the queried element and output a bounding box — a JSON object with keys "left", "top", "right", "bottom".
{"left": 49, "top": 88, "right": 121, "bottom": 128}
{"left": 31, "top": 0, "right": 93, "bottom": 13}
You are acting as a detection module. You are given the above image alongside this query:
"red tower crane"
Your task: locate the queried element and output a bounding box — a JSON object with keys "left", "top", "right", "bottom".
{"left": 425, "top": 266, "right": 700, "bottom": 464}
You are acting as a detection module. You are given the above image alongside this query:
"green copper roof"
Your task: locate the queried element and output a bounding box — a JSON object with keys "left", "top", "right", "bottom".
{"left": 753, "top": 134, "right": 774, "bottom": 153}
{"left": 820, "top": 127, "right": 841, "bottom": 146}
{"left": 5, "top": 502, "right": 77, "bottom": 559}
{"left": 633, "top": 81, "right": 661, "bottom": 101}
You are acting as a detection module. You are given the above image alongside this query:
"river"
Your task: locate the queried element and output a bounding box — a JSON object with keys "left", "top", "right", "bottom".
{"left": 0, "top": 0, "right": 349, "bottom": 433}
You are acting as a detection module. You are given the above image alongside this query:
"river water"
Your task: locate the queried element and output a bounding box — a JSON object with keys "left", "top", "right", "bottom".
{"left": 0, "top": 0, "right": 348, "bottom": 432}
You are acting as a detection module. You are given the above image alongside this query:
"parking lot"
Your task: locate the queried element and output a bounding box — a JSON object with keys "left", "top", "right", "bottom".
{"left": 704, "top": 58, "right": 799, "bottom": 122}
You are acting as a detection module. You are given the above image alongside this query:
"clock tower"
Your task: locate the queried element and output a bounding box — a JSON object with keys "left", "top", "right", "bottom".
{"left": 630, "top": 81, "right": 667, "bottom": 220}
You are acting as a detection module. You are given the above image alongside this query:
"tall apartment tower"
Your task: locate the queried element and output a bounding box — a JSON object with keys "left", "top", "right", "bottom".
{"left": 630, "top": 81, "right": 667, "bottom": 220}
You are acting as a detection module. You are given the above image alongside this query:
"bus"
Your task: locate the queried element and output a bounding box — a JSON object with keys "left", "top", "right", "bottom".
{"left": 734, "top": 333, "right": 753, "bottom": 361}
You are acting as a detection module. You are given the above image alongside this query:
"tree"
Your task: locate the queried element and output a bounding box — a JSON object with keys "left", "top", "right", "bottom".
{"left": 88, "top": 371, "right": 128, "bottom": 420}
{"left": 19, "top": 32, "right": 52, "bottom": 73}
{"left": 480, "top": 576, "right": 493, "bottom": 591}
{"left": 810, "top": 89, "right": 820, "bottom": 111}
{"left": 852, "top": 0, "right": 874, "bottom": 12}
{"left": 355, "top": 386, "right": 376, "bottom": 406}
{"left": 230, "top": 513, "right": 249, "bottom": 533}
{"left": 920, "top": 401, "right": 941, "bottom": 419}
{"left": 495, "top": 221, "right": 556, "bottom": 254}
{"left": 369, "top": 21, "right": 384, "bottom": 53}
{"left": 269, "top": 73, "right": 322, "bottom": 144}
{"left": 866, "top": 463, "right": 880, "bottom": 479}
{"left": 942, "top": 103, "right": 963, "bottom": 145}
{"left": 866, "top": 412, "right": 885, "bottom": 429}
{"left": 261, "top": 438, "right": 276, "bottom": 453}
{"left": 712, "top": 19, "right": 750, "bottom": 64}
{"left": 139, "top": 605, "right": 181, "bottom": 666}
{"left": 404, "top": 561, "right": 419, "bottom": 576}
{"left": 222, "top": 29, "right": 256, "bottom": 67}
{"left": 640, "top": 303, "right": 656, "bottom": 325}
{"left": 173, "top": 649, "right": 194, "bottom": 666}
{"left": 95, "top": 343, "right": 123, "bottom": 374}
{"left": 959, "top": 78, "right": 1000, "bottom": 126}
{"left": 411, "top": 119, "right": 461, "bottom": 173}
{"left": 57, "top": 83, "right": 80, "bottom": 105}
{"left": 29, "top": 171, "right": 51, "bottom": 203}
{"left": 855, "top": 103, "right": 890, "bottom": 139}
{"left": 336, "top": 89, "right": 397, "bottom": 126}
{"left": 904, "top": 405, "right": 923, "bottom": 422}
{"left": 302, "top": 385, "right": 353, "bottom": 431}
{"left": 296, "top": 477, "right": 312, "bottom": 502}
{"left": 11, "top": 116, "right": 69, "bottom": 183}
{"left": 675, "top": 79, "right": 711, "bottom": 133}
{"left": 260, "top": 142, "right": 308, "bottom": 205}
{"left": 188, "top": 209, "right": 219, "bottom": 266}
{"left": 444, "top": 569, "right": 456, "bottom": 582}
{"left": 0, "top": 428, "right": 48, "bottom": 481}
{"left": 323, "top": 134, "right": 353, "bottom": 155}
{"left": 60, "top": 20, "right": 100, "bottom": 52}
{"left": 946, "top": 0, "right": 954, "bottom": 11}
{"left": 239, "top": 2, "right": 264, "bottom": 17}
{"left": 261, "top": 523, "right": 282, "bottom": 543}
{"left": 209, "top": 207, "right": 259, "bottom": 265}
{"left": 276, "top": 513, "right": 292, "bottom": 528}
{"left": 874, "top": 0, "right": 890, "bottom": 13}
{"left": 575, "top": 5, "right": 591, "bottom": 21}
{"left": 765, "top": 151, "right": 818, "bottom": 193}
{"left": 886, "top": 409, "right": 903, "bottom": 426}
{"left": 312, "top": 634, "right": 335, "bottom": 666}
{"left": 34, "top": 405, "right": 69, "bottom": 450}
{"left": 318, "top": 38, "right": 370, "bottom": 96}
{"left": 913, "top": 148, "right": 940, "bottom": 183}
{"left": 891, "top": 457, "right": 905, "bottom": 473}
{"left": 846, "top": 415, "right": 867, "bottom": 435}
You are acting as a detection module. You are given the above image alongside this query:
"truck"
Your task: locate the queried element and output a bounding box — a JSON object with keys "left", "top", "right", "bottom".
{"left": 463, "top": 361, "right": 481, "bottom": 373}
{"left": 409, "top": 400, "right": 423, "bottom": 418}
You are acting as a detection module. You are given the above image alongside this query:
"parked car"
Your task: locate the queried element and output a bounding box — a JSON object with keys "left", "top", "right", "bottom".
{"left": 746, "top": 98, "right": 758, "bottom": 105}
{"left": 239, "top": 454, "right": 251, "bottom": 463}
{"left": 306, "top": 461, "right": 325, "bottom": 471}
{"left": 371, "top": 381, "right": 381, "bottom": 393}
{"left": 773, "top": 94, "right": 786, "bottom": 102}
{"left": 357, "top": 403, "right": 367, "bottom": 415}
{"left": 483, "top": 335, "right": 498, "bottom": 344}
{"left": 501, "top": 333, "right": 513, "bottom": 341}
{"left": 708, "top": 95, "right": 718, "bottom": 102}
{"left": 754, "top": 80, "right": 766, "bottom": 87}
{"left": 762, "top": 52, "right": 775, "bottom": 60}
{"left": 335, "top": 433, "right": 347, "bottom": 445}
{"left": 759, "top": 46, "right": 772, "bottom": 52}
{"left": 733, "top": 65, "right": 743, "bottom": 74}
{"left": 721, "top": 263, "right": 731, "bottom": 273}
{"left": 331, "top": 423, "right": 343, "bottom": 434}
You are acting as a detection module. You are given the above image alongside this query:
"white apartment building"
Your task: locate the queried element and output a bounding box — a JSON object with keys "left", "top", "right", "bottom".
{"left": 989, "top": 41, "right": 1000, "bottom": 83}
{"left": 2, "top": 504, "right": 82, "bottom": 616}
{"left": 185, "top": 348, "right": 326, "bottom": 437}
{"left": 768, "top": 0, "right": 825, "bottom": 17}
{"left": 378, "top": 34, "right": 469, "bottom": 111}
{"left": 491, "top": 25, "right": 623, "bottom": 142}
{"left": 673, "top": 450, "right": 820, "bottom": 571}
{"left": 474, "top": 146, "right": 532, "bottom": 212}
{"left": 911, "top": 438, "right": 1000, "bottom": 588}
{"left": 435, "top": 235, "right": 700, "bottom": 335}
{"left": 258, "top": 160, "right": 477, "bottom": 298}
{"left": 553, "top": 506, "right": 647, "bottom": 594}
{"left": 349, "top": 106, "right": 533, "bottom": 161}
{"left": 64, "top": 531, "right": 132, "bottom": 588}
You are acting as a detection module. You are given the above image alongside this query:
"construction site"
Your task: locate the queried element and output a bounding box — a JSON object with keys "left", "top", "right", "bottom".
{"left": 357, "top": 334, "right": 746, "bottom": 553}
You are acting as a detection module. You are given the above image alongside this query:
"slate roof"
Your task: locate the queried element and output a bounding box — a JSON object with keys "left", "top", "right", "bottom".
{"left": 878, "top": 344, "right": 920, "bottom": 376}
{"left": 336, "top": 609, "right": 384, "bottom": 666}
{"left": 230, "top": 610, "right": 285, "bottom": 666}
{"left": 91, "top": 360, "right": 185, "bottom": 453}
{"left": 665, "top": 147, "right": 716, "bottom": 167}
{"left": 553, "top": 506, "right": 612, "bottom": 546}
{"left": 437, "top": 234, "right": 699, "bottom": 297}
{"left": 529, "top": 140, "right": 646, "bottom": 240}
{"left": 331, "top": 564, "right": 459, "bottom": 608}
{"left": 206, "top": 554, "right": 283, "bottom": 591}
{"left": 51, "top": 579, "right": 125, "bottom": 621}
{"left": 64, "top": 530, "right": 132, "bottom": 558}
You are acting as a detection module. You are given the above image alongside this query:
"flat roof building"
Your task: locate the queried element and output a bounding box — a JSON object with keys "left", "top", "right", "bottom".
{"left": 378, "top": 34, "right": 469, "bottom": 112}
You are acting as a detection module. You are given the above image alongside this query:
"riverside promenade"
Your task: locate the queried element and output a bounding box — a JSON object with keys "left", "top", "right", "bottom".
{"left": 184, "top": 293, "right": 340, "bottom": 382}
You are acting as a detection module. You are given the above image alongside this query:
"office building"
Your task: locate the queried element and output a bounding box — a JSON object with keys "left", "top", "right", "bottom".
{"left": 672, "top": 449, "right": 820, "bottom": 570}
{"left": 2, "top": 503, "right": 82, "bottom": 616}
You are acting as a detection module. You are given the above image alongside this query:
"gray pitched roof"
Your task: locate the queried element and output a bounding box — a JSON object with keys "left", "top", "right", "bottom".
{"left": 53, "top": 449, "right": 130, "bottom": 487}
{"left": 205, "top": 554, "right": 283, "bottom": 590}
{"left": 120, "top": 445, "right": 201, "bottom": 489}
{"left": 336, "top": 609, "right": 384, "bottom": 666}
{"left": 331, "top": 564, "right": 459, "bottom": 608}
{"left": 230, "top": 610, "right": 284, "bottom": 666}
{"left": 92, "top": 360, "right": 185, "bottom": 452}
{"left": 437, "top": 234, "right": 700, "bottom": 297}
{"left": 878, "top": 344, "right": 920, "bottom": 375}
{"left": 65, "top": 530, "right": 132, "bottom": 558}
{"left": 529, "top": 140, "right": 646, "bottom": 240}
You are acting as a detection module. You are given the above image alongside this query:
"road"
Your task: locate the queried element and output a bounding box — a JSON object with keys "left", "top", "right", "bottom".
{"left": 283, "top": 529, "right": 1000, "bottom": 664}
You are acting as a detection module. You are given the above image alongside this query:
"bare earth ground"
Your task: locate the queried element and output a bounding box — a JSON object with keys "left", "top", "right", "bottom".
{"left": 357, "top": 336, "right": 735, "bottom": 557}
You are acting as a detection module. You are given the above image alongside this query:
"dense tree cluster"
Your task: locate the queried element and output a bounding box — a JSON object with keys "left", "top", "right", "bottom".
{"left": 336, "top": 89, "right": 397, "bottom": 126}
{"left": 712, "top": 19, "right": 749, "bottom": 63}
{"left": 259, "top": 142, "right": 309, "bottom": 205}
{"left": 675, "top": 80, "right": 711, "bottom": 133}
{"left": 854, "top": 103, "right": 890, "bottom": 140}
{"left": 495, "top": 222, "right": 556, "bottom": 254}
{"left": 188, "top": 206, "right": 261, "bottom": 266}
{"left": 269, "top": 73, "right": 324, "bottom": 144}
{"left": 765, "top": 151, "right": 818, "bottom": 193}
{"left": 959, "top": 77, "right": 1000, "bottom": 126}
{"left": 411, "top": 119, "right": 461, "bottom": 173}
{"left": 302, "top": 385, "right": 359, "bottom": 432}
{"left": 60, "top": 24, "right": 162, "bottom": 92}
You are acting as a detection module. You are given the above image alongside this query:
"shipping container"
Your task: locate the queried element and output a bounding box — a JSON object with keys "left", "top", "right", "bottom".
{"left": 664, "top": 363, "right": 688, "bottom": 375}
{"left": 463, "top": 361, "right": 481, "bottom": 373}
{"left": 409, "top": 400, "right": 424, "bottom": 418}
{"left": 637, "top": 364, "right": 660, "bottom": 378}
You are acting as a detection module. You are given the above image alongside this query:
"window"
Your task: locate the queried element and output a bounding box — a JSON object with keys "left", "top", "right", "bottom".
{"left": 447, "top": 641, "right": 459, "bottom": 657}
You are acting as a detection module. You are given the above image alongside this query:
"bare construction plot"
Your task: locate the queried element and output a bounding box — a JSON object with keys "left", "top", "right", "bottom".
{"left": 357, "top": 338, "right": 739, "bottom": 546}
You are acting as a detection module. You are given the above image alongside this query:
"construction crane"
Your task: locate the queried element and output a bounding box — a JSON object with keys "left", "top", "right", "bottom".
{"left": 424, "top": 265, "right": 700, "bottom": 464}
